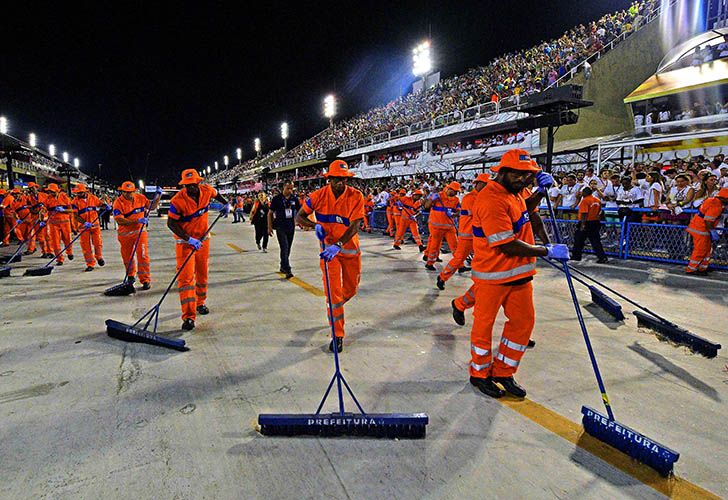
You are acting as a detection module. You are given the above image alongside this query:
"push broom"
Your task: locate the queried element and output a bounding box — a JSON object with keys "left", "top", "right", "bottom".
{"left": 24, "top": 209, "right": 108, "bottom": 277}
{"left": 106, "top": 210, "right": 225, "bottom": 351}
{"left": 257, "top": 231, "right": 428, "bottom": 438}
{"left": 104, "top": 191, "right": 163, "bottom": 296}
{"left": 542, "top": 257, "right": 721, "bottom": 358}
{"left": 0, "top": 219, "right": 44, "bottom": 277}
{"left": 544, "top": 195, "right": 679, "bottom": 476}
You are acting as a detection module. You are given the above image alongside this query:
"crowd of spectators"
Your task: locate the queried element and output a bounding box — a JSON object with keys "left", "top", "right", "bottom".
{"left": 635, "top": 97, "right": 728, "bottom": 135}
{"left": 271, "top": 0, "right": 658, "bottom": 169}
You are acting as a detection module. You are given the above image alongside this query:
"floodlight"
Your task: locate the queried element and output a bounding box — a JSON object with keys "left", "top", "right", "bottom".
{"left": 29, "top": 133, "right": 37, "bottom": 147}
{"left": 412, "top": 40, "right": 432, "bottom": 77}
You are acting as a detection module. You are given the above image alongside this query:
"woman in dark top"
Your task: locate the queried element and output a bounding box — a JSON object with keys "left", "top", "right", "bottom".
{"left": 250, "top": 192, "right": 270, "bottom": 251}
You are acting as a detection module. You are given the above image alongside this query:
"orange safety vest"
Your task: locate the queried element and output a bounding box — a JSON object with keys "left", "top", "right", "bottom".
{"left": 458, "top": 189, "right": 478, "bottom": 239}
{"left": 72, "top": 194, "right": 103, "bottom": 224}
{"left": 168, "top": 184, "right": 217, "bottom": 241}
{"left": 687, "top": 197, "right": 723, "bottom": 236}
{"left": 428, "top": 190, "right": 460, "bottom": 229}
{"left": 302, "top": 184, "right": 365, "bottom": 255}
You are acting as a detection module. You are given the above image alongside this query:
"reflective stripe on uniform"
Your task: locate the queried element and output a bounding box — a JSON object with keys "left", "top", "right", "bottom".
{"left": 429, "top": 221, "right": 454, "bottom": 228}
{"left": 501, "top": 338, "right": 529, "bottom": 352}
{"left": 458, "top": 232, "right": 473, "bottom": 238}
{"left": 470, "top": 361, "right": 491, "bottom": 371}
{"left": 180, "top": 297, "right": 196, "bottom": 305}
{"left": 687, "top": 227, "right": 709, "bottom": 236}
{"left": 471, "top": 262, "right": 536, "bottom": 281}
{"left": 487, "top": 230, "right": 514, "bottom": 244}
{"left": 497, "top": 352, "right": 520, "bottom": 367}
{"left": 179, "top": 285, "right": 195, "bottom": 292}
{"left": 339, "top": 247, "right": 360, "bottom": 255}
{"left": 471, "top": 345, "right": 490, "bottom": 356}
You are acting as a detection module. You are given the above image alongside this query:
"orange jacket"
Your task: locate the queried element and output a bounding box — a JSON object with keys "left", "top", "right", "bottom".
{"left": 471, "top": 181, "right": 536, "bottom": 285}
{"left": 113, "top": 193, "right": 150, "bottom": 235}
{"left": 687, "top": 197, "right": 723, "bottom": 236}
{"left": 458, "top": 190, "right": 478, "bottom": 239}
{"left": 428, "top": 190, "right": 460, "bottom": 228}
{"left": 9, "top": 195, "right": 31, "bottom": 219}
{"left": 72, "top": 194, "right": 103, "bottom": 224}
{"left": 578, "top": 195, "right": 602, "bottom": 222}
{"left": 45, "top": 192, "right": 73, "bottom": 223}
{"left": 168, "top": 184, "right": 217, "bottom": 240}
{"left": 302, "top": 184, "right": 365, "bottom": 254}
{"left": 397, "top": 196, "right": 421, "bottom": 221}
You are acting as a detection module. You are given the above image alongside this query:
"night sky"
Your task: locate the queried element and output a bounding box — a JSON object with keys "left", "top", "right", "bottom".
{"left": 1, "top": 0, "right": 634, "bottom": 185}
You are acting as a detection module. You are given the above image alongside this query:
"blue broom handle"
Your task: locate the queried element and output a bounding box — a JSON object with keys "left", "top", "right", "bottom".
{"left": 44, "top": 208, "right": 108, "bottom": 267}
{"left": 121, "top": 191, "right": 163, "bottom": 282}
{"left": 545, "top": 196, "right": 615, "bottom": 420}
{"left": 318, "top": 235, "right": 346, "bottom": 416}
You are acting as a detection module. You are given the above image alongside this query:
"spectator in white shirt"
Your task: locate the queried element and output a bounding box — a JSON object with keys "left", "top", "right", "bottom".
{"left": 559, "top": 174, "right": 580, "bottom": 219}
{"left": 616, "top": 176, "right": 644, "bottom": 222}
{"left": 583, "top": 167, "right": 603, "bottom": 189}
{"left": 664, "top": 174, "right": 694, "bottom": 224}
{"left": 602, "top": 174, "right": 621, "bottom": 221}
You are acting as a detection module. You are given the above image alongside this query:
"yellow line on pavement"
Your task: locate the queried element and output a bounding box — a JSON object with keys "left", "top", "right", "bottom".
{"left": 276, "top": 272, "right": 325, "bottom": 297}
{"left": 226, "top": 243, "right": 247, "bottom": 253}
{"left": 498, "top": 397, "right": 718, "bottom": 499}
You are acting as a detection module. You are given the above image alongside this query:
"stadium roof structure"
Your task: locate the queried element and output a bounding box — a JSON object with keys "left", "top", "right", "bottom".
{"left": 625, "top": 28, "right": 728, "bottom": 103}
{"left": 268, "top": 157, "right": 326, "bottom": 174}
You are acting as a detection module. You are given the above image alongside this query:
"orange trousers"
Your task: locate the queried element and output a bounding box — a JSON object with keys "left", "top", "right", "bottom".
{"left": 454, "top": 284, "right": 476, "bottom": 312}
{"left": 2, "top": 215, "right": 21, "bottom": 245}
{"left": 469, "top": 280, "right": 535, "bottom": 379}
{"left": 176, "top": 239, "right": 209, "bottom": 321}
{"left": 118, "top": 230, "right": 150, "bottom": 283}
{"left": 80, "top": 225, "right": 103, "bottom": 267}
{"left": 18, "top": 220, "right": 37, "bottom": 253}
{"left": 49, "top": 220, "right": 73, "bottom": 262}
{"left": 37, "top": 223, "right": 51, "bottom": 254}
{"left": 394, "top": 217, "right": 422, "bottom": 246}
{"left": 320, "top": 254, "right": 361, "bottom": 338}
{"left": 686, "top": 232, "right": 712, "bottom": 273}
{"left": 385, "top": 209, "right": 394, "bottom": 236}
{"left": 439, "top": 238, "right": 472, "bottom": 282}
{"left": 425, "top": 225, "right": 457, "bottom": 265}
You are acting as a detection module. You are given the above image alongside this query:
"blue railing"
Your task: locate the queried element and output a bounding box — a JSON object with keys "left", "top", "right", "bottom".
{"left": 366, "top": 209, "right": 727, "bottom": 270}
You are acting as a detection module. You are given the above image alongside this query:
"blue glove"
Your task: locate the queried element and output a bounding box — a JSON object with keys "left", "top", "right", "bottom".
{"left": 39, "top": 221, "right": 47, "bottom": 228}
{"left": 315, "top": 224, "right": 326, "bottom": 242}
{"left": 156, "top": 186, "right": 163, "bottom": 195}
{"left": 83, "top": 222, "right": 93, "bottom": 229}
{"left": 546, "top": 243, "right": 570, "bottom": 261}
{"left": 710, "top": 229, "right": 720, "bottom": 242}
{"left": 187, "top": 237, "right": 202, "bottom": 250}
{"left": 220, "top": 204, "right": 231, "bottom": 215}
{"left": 446, "top": 208, "right": 454, "bottom": 217}
{"left": 16, "top": 219, "right": 22, "bottom": 225}
{"left": 105, "top": 204, "right": 112, "bottom": 210}
{"left": 428, "top": 193, "right": 438, "bottom": 201}
{"left": 536, "top": 172, "right": 554, "bottom": 192}
{"left": 55, "top": 207, "right": 65, "bottom": 212}
{"left": 138, "top": 217, "right": 149, "bottom": 225}
{"left": 320, "top": 244, "right": 341, "bottom": 262}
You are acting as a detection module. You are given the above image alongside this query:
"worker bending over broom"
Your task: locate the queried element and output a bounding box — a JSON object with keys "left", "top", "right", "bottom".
{"left": 467, "top": 149, "right": 566, "bottom": 399}
{"left": 296, "top": 160, "right": 365, "bottom": 353}
{"left": 167, "top": 169, "right": 229, "bottom": 331}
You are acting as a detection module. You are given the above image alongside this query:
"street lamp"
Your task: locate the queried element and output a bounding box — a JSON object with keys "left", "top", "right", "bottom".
{"left": 29, "top": 133, "right": 37, "bottom": 148}
{"left": 323, "top": 94, "right": 336, "bottom": 127}
{"left": 223, "top": 155, "right": 229, "bottom": 169}
{"left": 281, "top": 122, "right": 289, "bottom": 150}
{"left": 62, "top": 151, "right": 69, "bottom": 163}
{"left": 0, "top": 116, "right": 7, "bottom": 135}
{"left": 48, "top": 144, "right": 56, "bottom": 157}
{"left": 73, "top": 158, "right": 80, "bottom": 169}
{"left": 138, "top": 179, "right": 145, "bottom": 190}
{"left": 254, "top": 138, "right": 261, "bottom": 157}
{"left": 214, "top": 161, "right": 218, "bottom": 171}
{"left": 412, "top": 40, "right": 432, "bottom": 77}
{"left": 207, "top": 166, "right": 211, "bottom": 174}
{"left": 236, "top": 147, "right": 242, "bottom": 166}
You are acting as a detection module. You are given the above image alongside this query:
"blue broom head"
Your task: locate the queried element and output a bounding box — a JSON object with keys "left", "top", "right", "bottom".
{"left": 24, "top": 265, "right": 53, "bottom": 276}
{"left": 0, "top": 254, "right": 21, "bottom": 264}
{"left": 106, "top": 319, "right": 188, "bottom": 351}
{"left": 581, "top": 406, "right": 679, "bottom": 477}
{"left": 258, "top": 412, "right": 428, "bottom": 438}
{"left": 633, "top": 311, "right": 721, "bottom": 358}
{"left": 104, "top": 281, "right": 136, "bottom": 296}
{"left": 588, "top": 286, "right": 625, "bottom": 321}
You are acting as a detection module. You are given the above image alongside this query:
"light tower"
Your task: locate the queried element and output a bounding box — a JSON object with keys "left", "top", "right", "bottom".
{"left": 323, "top": 95, "right": 336, "bottom": 127}
{"left": 281, "top": 122, "right": 289, "bottom": 150}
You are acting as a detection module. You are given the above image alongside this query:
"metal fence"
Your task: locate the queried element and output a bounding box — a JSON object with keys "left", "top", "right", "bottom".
{"left": 367, "top": 209, "right": 728, "bottom": 270}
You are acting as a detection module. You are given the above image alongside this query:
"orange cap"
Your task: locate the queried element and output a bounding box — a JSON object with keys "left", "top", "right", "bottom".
{"left": 324, "top": 159, "right": 355, "bottom": 178}
{"left": 46, "top": 183, "right": 60, "bottom": 193}
{"left": 718, "top": 188, "right": 728, "bottom": 199}
{"left": 491, "top": 149, "right": 541, "bottom": 173}
{"left": 72, "top": 183, "right": 88, "bottom": 193}
{"left": 413, "top": 189, "right": 424, "bottom": 196}
{"left": 27, "top": 182, "right": 39, "bottom": 188}
{"left": 10, "top": 187, "right": 22, "bottom": 194}
{"left": 475, "top": 173, "right": 491, "bottom": 183}
{"left": 446, "top": 181, "right": 461, "bottom": 192}
{"left": 180, "top": 168, "right": 203, "bottom": 185}
{"left": 398, "top": 188, "right": 406, "bottom": 195}
{"left": 119, "top": 181, "right": 136, "bottom": 192}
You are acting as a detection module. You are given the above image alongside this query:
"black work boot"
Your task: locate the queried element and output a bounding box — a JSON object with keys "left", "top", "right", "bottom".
{"left": 67, "top": 254, "right": 74, "bottom": 261}
{"left": 470, "top": 377, "right": 505, "bottom": 398}
{"left": 492, "top": 376, "right": 527, "bottom": 398}
{"left": 141, "top": 282, "right": 151, "bottom": 290}
{"left": 425, "top": 264, "right": 436, "bottom": 271}
{"left": 451, "top": 300, "right": 465, "bottom": 326}
{"left": 329, "top": 337, "right": 343, "bottom": 353}
{"left": 182, "top": 318, "right": 195, "bottom": 331}
{"left": 458, "top": 266, "right": 471, "bottom": 274}
{"left": 393, "top": 244, "right": 401, "bottom": 250}
{"left": 97, "top": 258, "right": 105, "bottom": 266}
{"left": 196, "top": 304, "right": 209, "bottom": 315}
{"left": 436, "top": 276, "right": 445, "bottom": 290}
{"left": 528, "top": 339, "right": 536, "bottom": 348}
{"left": 418, "top": 244, "right": 426, "bottom": 252}
{"left": 84, "top": 266, "right": 94, "bottom": 272}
